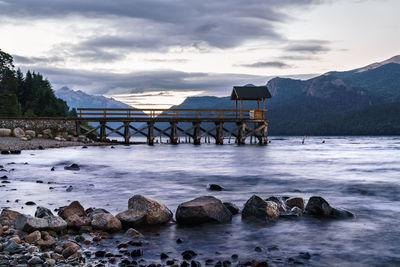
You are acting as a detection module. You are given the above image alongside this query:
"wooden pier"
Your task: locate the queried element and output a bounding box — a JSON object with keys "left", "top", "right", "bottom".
{"left": 76, "top": 108, "right": 269, "bottom": 145}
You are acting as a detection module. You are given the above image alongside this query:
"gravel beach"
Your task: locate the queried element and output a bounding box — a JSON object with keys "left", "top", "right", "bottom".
{"left": 0, "top": 137, "right": 110, "bottom": 151}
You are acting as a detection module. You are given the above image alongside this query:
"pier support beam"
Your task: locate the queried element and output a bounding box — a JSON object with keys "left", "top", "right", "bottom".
{"left": 76, "top": 120, "right": 81, "bottom": 136}
{"left": 100, "top": 121, "right": 106, "bottom": 142}
{"left": 193, "top": 122, "right": 201, "bottom": 145}
{"left": 147, "top": 121, "right": 154, "bottom": 145}
{"left": 215, "top": 122, "right": 224, "bottom": 145}
{"left": 170, "top": 122, "right": 178, "bottom": 144}
{"left": 124, "top": 122, "right": 130, "bottom": 144}
{"left": 236, "top": 122, "right": 246, "bottom": 145}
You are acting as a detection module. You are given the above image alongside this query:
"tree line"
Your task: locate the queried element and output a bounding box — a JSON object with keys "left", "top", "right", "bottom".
{"left": 0, "top": 49, "right": 76, "bottom": 117}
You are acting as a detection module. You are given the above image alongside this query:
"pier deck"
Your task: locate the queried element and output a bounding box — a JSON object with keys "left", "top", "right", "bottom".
{"left": 77, "top": 108, "right": 269, "bottom": 145}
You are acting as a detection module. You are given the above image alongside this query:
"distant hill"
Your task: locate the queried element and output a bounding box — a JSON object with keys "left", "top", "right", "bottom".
{"left": 55, "top": 87, "right": 132, "bottom": 109}
{"left": 171, "top": 55, "right": 400, "bottom": 135}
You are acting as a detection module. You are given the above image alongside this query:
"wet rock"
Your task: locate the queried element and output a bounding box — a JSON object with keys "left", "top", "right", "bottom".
{"left": 13, "top": 128, "right": 25, "bottom": 138}
{"left": 331, "top": 208, "right": 355, "bottom": 219}
{"left": 0, "top": 175, "right": 7, "bottom": 179}
{"left": 125, "top": 228, "right": 143, "bottom": 238}
{"left": 28, "top": 256, "right": 44, "bottom": 265}
{"left": 254, "top": 246, "right": 262, "bottom": 252}
{"left": 27, "top": 245, "right": 40, "bottom": 253}
{"left": 266, "top": 196, "right": 288, "bottom": 212}
{"left": 191, "top": 260, "right": 201, "bottom": 267}
{"left": 207, "top": 184, "right": 224, "bottom": 191}
{"left": 131, "top": 249, "right": 143, "bottom": 257}
{"left": 242, "top": 195, "right": 280, "bottom": 222}
{"left": 281, "top": 206, "right": 303, "bottom": 217}
{"left": 63, "top": 245, "right": 79, "bottom": 259}
{"left": 1, "top": 150, "right": 10, "bottom": 155}
{"left": 116, "top": 209, "right": 146, "bottom": 227}
{"left": 304, "top": 196, "right": 332, "bottom": 216}
{"left": 0, "top": 209, "right": 21, "bottom": 226}
{"left": 25, "top": 230, "right": 41, "bottom": 243}
{"left": 161, "top": 252, "right": 169, "bottom": 259}
{"left": 64, "top": 163, "right": 80, "bottom": 171}
{"left": 91, "top": 213, "right": 122, "bottom": 232}
{"left": 25, "top": 201, "right": 36, "bottom": 206}
{"left": 3, "top": 239, "right": 23, "bottom": 253}
{"left": 66, "top": 185, "right": 73, "bottom": 192}
{"left": 120, "top": 195, "right": 173, "bottom": 226}
{"left": 10, "top": 150, "right": 21, "bottom": 154}
{"left": 51, "top": 167, "right": 55, "bottom": 171}
{"left": 66, "top": 214, "right": 91, "bottom": 228}
{"left": 15, "top": 214, "right": 67, "bottom": 232}
{"left": 182, "top": 250, "right": 197, "bottom": 260}
{"left": 176, "top": 196, "right": 232, "bottom": 225}
{"left": 299, "top": 252, "right": 311, "bottom": 260}
{"left": 58, "top": 201, "right": 86, "bottom": 219}
{"left": 223, "top": 202, "right": 240, "bottom": 215}
{"left": 176, "top": 238, "right": 183, "bottom": 244}
{"left": 285, "top": 197, "right": 305, "bottom": 210}
{"left": 35, "top": 206, "right": 54, "bottom": 218}
{"left": 36, "top": 180, "right": 43, "bottom": 183}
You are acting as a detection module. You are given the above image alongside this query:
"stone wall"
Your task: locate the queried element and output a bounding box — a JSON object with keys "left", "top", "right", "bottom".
{"left": 0, "top": 118, "right": 77, "bottom": 135}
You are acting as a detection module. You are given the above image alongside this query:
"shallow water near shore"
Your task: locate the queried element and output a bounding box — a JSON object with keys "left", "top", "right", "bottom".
{"left": 1, "top": 136, "right": 400, "bottom": 266}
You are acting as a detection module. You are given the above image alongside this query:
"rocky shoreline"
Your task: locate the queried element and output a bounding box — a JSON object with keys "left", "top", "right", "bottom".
{"left": 0, "top": 182, "right": 355, "bottom": 267}
{"left": 0, "top": 126, "right": 113, "bottom": 151}
{"left": 0, "top": 137, "right": 111, "bottom": 151}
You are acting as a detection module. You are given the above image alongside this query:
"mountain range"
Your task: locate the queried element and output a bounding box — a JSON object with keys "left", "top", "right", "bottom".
{"left": 55, "top": 55, "right": 400, "bottom": 135}
{"left": 170, "top": 55, "right": 400, "bottom": 135}
{"left": 55, "top": 87, "right": 132, "bottom": 110}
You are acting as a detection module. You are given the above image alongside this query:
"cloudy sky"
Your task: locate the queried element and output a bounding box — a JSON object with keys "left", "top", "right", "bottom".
{"left": 0, "top": 0, "right": 399, "bottom": 107}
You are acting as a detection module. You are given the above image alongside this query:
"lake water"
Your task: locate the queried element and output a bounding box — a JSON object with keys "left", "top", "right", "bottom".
{"left": 1, "top": 136, "right": 400, "bottom": 266}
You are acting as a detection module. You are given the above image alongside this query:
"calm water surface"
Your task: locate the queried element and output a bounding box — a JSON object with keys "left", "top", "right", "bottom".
{"left": 1, "top": 136, "right": 399, "bottom": 266}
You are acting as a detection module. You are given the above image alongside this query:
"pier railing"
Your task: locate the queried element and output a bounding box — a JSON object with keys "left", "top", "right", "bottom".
{"left": 77, "top": 108, "right": 266, "bottom": 120}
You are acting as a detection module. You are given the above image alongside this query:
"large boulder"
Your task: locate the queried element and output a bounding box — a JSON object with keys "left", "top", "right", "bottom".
{"left": 175, "top": 196, "right": 232, "bottom": 225}
{"left": 66, "top": 214, "right": 91, "bottom": 228}
{"left": 124, "top": 195, "right": 172, "bottom": 225}
{"left": 0, "top": 209, "right": 21, "bottom": 227}
{"left": 304, "top": 196, "right": 333, "bottom": 216}
{"left": 58, "top": 201, "right": 86, "bottom": 219}
{"left": 13, "top": 128, "right": 25, "bottom": 138}
{"left": 116, "top": 209, "right": 146, "bottom": 227}
{"left": 0, "top": 128, "right": 12, "bottom": 137}
{"left": 242, "top": 195, "right": 280, "bottom": 222}
{"left": 15, "top": 214, "right": 67, "bottom": 232}
{"left": 305, "top": 196, "right": 355, "bottom": 219}
{"left": 91, "top": 213, "right": 122, "bottom": 232}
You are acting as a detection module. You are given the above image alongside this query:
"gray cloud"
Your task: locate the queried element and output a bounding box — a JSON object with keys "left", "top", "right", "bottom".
{"left": 285, "top": 40, "right": 330, "bottom": 54}
{"left": 239, "top": 61, "right": 292, "bottom": 68}
{"left": 17, "top": 65, "right": 316, "bottom": 96}
{"left": 0, "top": 0, "right": 329, "bottom": 52}
{"left": 13, "top": 55, "right": 64, "bottom": 65}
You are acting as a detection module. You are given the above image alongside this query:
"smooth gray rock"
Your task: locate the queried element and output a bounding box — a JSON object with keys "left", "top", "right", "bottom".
{"left": 305, "top": 196, "right": 332, "bottom": 216}
{"left": 3, "top": 240, "right": 23, "bottom": 253}
{"left": 15, "top": 214, "right": 67, "bottom": 232}
{"left": 242, "top": 195, "right": 280, "bottom": 222}
{"left": 116, "top": 209, "right": 146, "bottom": 227}
{"left": 126, "top": 195, "right": 172, "bottom": 225}
{"left": 13, "top": 128, "right": 25, "bottom": 138}
{"left": 176, "top": 196, "right": 232, "bottom": 225}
